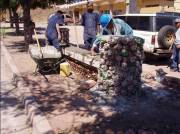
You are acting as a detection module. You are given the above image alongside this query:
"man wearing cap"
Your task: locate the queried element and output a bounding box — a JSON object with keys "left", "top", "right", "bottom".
{"left": 46, "top": 10, "right": 64, "bottom": 50}
{"left": 171, "top": 17, "right": 180, "bottom": 72}
{"left": 91, "top": 14, "right": 133, "bottom": 55}
{"left": 81, "top": 2, "right": 100, "bottom": 50}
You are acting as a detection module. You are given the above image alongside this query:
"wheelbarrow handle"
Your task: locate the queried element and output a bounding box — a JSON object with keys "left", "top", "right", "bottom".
{"left": 34, "top": 29, "right": 43, "bottom": 58}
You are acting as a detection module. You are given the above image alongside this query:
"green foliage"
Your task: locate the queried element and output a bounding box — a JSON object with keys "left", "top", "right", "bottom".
{"left": 9, "top": 0, "right": 18, "bottom": 8}
{"left": 0, "top": 0, "right": 9, "bottom": 9}
{"left": 0, "top": 0, "right": 66, "bottom": 10}
{"left": 26, "top": 0, "right": 66, "bottom": 9}
{"left": 0, "top": 0, "right": 19, "bottom": 10}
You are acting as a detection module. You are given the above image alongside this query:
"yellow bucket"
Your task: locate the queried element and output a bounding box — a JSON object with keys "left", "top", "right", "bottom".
{"left": 60, "top": 62, "right": 71, "bottom": 77}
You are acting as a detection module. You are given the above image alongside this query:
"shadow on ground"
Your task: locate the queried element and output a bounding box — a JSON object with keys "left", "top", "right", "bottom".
{"left": 33, "top": 27, "right": 46, "bottom": 35}
{"left": 6, "top": 41, "right": 27, "bottom": 52}
{"left": 5, "top": 30, "right": 24, "bottom": 36}
{"left": 20, "top": 73, "right": 180, "bottom": 134}
{"left": 5, "top": 38, "right": 47, "bottom": 53}
{"left": 35, "top": 27, "right": 46, "bottom": 31}
{"left": 22, "top": 74, "right": 100, "bottom": 115}
{"left": 144, "top": 53, "right": 171, "bottom": 66}
{"left": 162, "top": 76, "right": 180, "bottom": 91}
{"left": 1, "top": 26, "right": 23, "bottom": 29}
{"left": 0, "top": 81, "right": 24, "bottom": 114}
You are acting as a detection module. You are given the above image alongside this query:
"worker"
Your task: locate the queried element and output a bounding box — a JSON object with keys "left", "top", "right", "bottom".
{"left": 91, "top": 14, "right": 133, "bottom": 55}
{"left": 170, "top": 17, "right": 180, "bottom": 72}
{"left": 81, "top": 2, "right": 100, "bottom": 50}
{"left": 46, "top": 10, "right": 64, "bottom": 50}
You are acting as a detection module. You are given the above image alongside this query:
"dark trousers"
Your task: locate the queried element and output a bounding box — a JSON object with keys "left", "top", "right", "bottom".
{"left": 83, "top": 33, "right": 96, "bottom": 50}
{"left": 47, "top": 38, "right": 60, "bottom": 49}
{"left": 171, "top": 45, "right": 180, "bottom": 69}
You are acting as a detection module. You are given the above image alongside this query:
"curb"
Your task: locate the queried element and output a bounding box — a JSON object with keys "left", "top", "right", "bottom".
{"left": 64, "top": 47, "right": 100, "bottom": 68}
{"left": 1, "top": 41, "right": 55, "bottom": 134}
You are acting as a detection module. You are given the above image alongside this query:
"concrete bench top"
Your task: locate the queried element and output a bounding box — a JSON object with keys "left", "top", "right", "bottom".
{"left": 64, "top": 46, "right": 100, "bottom": 68}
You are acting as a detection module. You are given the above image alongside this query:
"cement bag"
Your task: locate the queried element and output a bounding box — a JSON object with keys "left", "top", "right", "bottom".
{"left": 29, "top": 45, "right": 62, "bottom": 59}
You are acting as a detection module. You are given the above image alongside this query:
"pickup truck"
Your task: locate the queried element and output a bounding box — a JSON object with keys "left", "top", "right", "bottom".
{"left": 114, "top": 12, "right": 180, "bottom": 58}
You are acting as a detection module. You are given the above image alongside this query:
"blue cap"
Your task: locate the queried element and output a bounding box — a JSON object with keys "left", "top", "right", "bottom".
{"left": 87, "top": 1, "right": 93, "bottom": 6}
{"left": 100, "top": 14, "right": 112, "bottom": 28}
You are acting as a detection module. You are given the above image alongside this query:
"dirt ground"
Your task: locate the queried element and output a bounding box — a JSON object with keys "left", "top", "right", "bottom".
{"left": 31, "top": 7, "right": 57, "bottom": 23}
{"left": 2, "top": 23, "right": 180, "bottom": 134}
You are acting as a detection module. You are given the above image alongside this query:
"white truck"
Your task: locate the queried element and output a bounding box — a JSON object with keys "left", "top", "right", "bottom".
{"left": 114, "top": 12, "right": 180, "bottom": 57}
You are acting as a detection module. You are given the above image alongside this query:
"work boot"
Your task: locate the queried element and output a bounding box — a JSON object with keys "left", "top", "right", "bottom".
{"left": 170, "top": 67, "right": 179, "bottom": 72}
{"left": 80, "top": 45, "right": 91, "bottom": 50}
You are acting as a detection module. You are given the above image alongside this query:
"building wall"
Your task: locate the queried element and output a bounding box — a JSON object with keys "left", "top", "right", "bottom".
{"left": 66, "top": 0, "right": 179, "bottom": 19}
{"left": 174, "top": 0, "right": 180, "bottom": 12}
{"left": 113, "top": 2, "right": 126, "bottom": 14}
{"left": 139, "top": 0, "right": 178, "bottom": 13}
{"left": 72, "top": 1, "right": 126, "bottom": 15}
{"left": 98, "top": 2, "right": 126, "bottom": 14}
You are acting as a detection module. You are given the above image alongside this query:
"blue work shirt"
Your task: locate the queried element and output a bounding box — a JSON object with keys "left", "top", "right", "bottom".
{"left": 81, "top": 12, "right": 99, "bottom": 37}
{"left": 46, "top": 13, "right": 64, "bottom": 40}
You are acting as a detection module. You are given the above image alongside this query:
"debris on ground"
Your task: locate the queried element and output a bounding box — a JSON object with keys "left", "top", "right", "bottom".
{"left": 79, "top": 80, "right": 97, "bottom": 90}
{"left": 155, "top": 68, "right": 167, "bottom": 83}
{"left": 141, "top": 73, "right": 154, "bottom": 80}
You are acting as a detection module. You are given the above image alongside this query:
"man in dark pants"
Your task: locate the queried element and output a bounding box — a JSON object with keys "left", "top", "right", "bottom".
{"left": 46, "top": 10, "right": 64, "bottom": 50}
{"left": 171, "top": 18, "right": 180, "bottom": 72}
{"left": 81, "top": 2, "right": 100, "bottom": 50}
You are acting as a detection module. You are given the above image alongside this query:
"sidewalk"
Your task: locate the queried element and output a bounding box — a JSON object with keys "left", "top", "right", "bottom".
{"left": 1, "top": 44, "right": 32, "bottom": 134}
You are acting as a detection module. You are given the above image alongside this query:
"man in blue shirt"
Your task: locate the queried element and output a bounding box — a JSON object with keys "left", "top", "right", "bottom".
{"left": 81, "top": 2, "right": 100, "bottom": 50}
{"left": 171, "top": 17, "right": 180, "bottom": 72}
{"left": 91, "top": 14, "right": 133, "bottom": 55}
{"left": 46, "top": 10, "right": 64, "bottom": 50}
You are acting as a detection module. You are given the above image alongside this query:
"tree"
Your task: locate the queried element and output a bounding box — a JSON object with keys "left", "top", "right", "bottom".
{"left": 8, "top": 8, "right": 14, "bottom": 28}
{"left": 20, "top": 0, "right": 66, "bottom": 45}
{"left": 0, "top": 0, "right": 20, "bottom": 33}
{"left": 11, "top": 0, "right": 20, "bottom": 34}
{"left": 1, "top": 0, "right": 67, "bottom": 46}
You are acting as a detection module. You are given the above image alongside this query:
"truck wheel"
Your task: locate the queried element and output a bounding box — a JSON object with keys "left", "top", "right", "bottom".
{"left": 158, "top": 25, "right": 175, "bottom": 49}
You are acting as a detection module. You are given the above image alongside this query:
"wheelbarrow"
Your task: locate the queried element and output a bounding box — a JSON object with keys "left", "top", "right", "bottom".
{"left": 29, "top": 28, "right": 69, "bottom": 81}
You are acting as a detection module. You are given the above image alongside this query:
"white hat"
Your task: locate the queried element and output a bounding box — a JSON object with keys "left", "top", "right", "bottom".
{"left": 175, "top": 17, "right": 180, "bottom": 23}
{"left": 87, "top": 1, "right": 93, "bottom": 6}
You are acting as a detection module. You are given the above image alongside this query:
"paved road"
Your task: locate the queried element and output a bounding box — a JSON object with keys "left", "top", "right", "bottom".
{"left": 0, "top": 45, "right": 32, "bottom": 134}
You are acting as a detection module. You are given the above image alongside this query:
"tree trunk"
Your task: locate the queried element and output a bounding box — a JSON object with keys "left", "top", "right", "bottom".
{"left": 23, "top": 0, "right": 32, "bottom": 46}
{"left": 8, "top": 8, "right": 13, "bottom": 28}
{"left": 12, "top": 8, "right": 20, "bottom": 34}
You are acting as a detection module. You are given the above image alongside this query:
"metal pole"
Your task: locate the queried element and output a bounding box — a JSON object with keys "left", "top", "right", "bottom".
{"left": 72, "top": 9, "right": 80, "bottom": 48}
{"left": 126, "top": 0, "right": 130, "bottom": 14}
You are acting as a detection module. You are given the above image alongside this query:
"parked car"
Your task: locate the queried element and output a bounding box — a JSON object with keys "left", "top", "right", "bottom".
{"left": 114, "top": 12, "right": 180, "bottom": 57}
